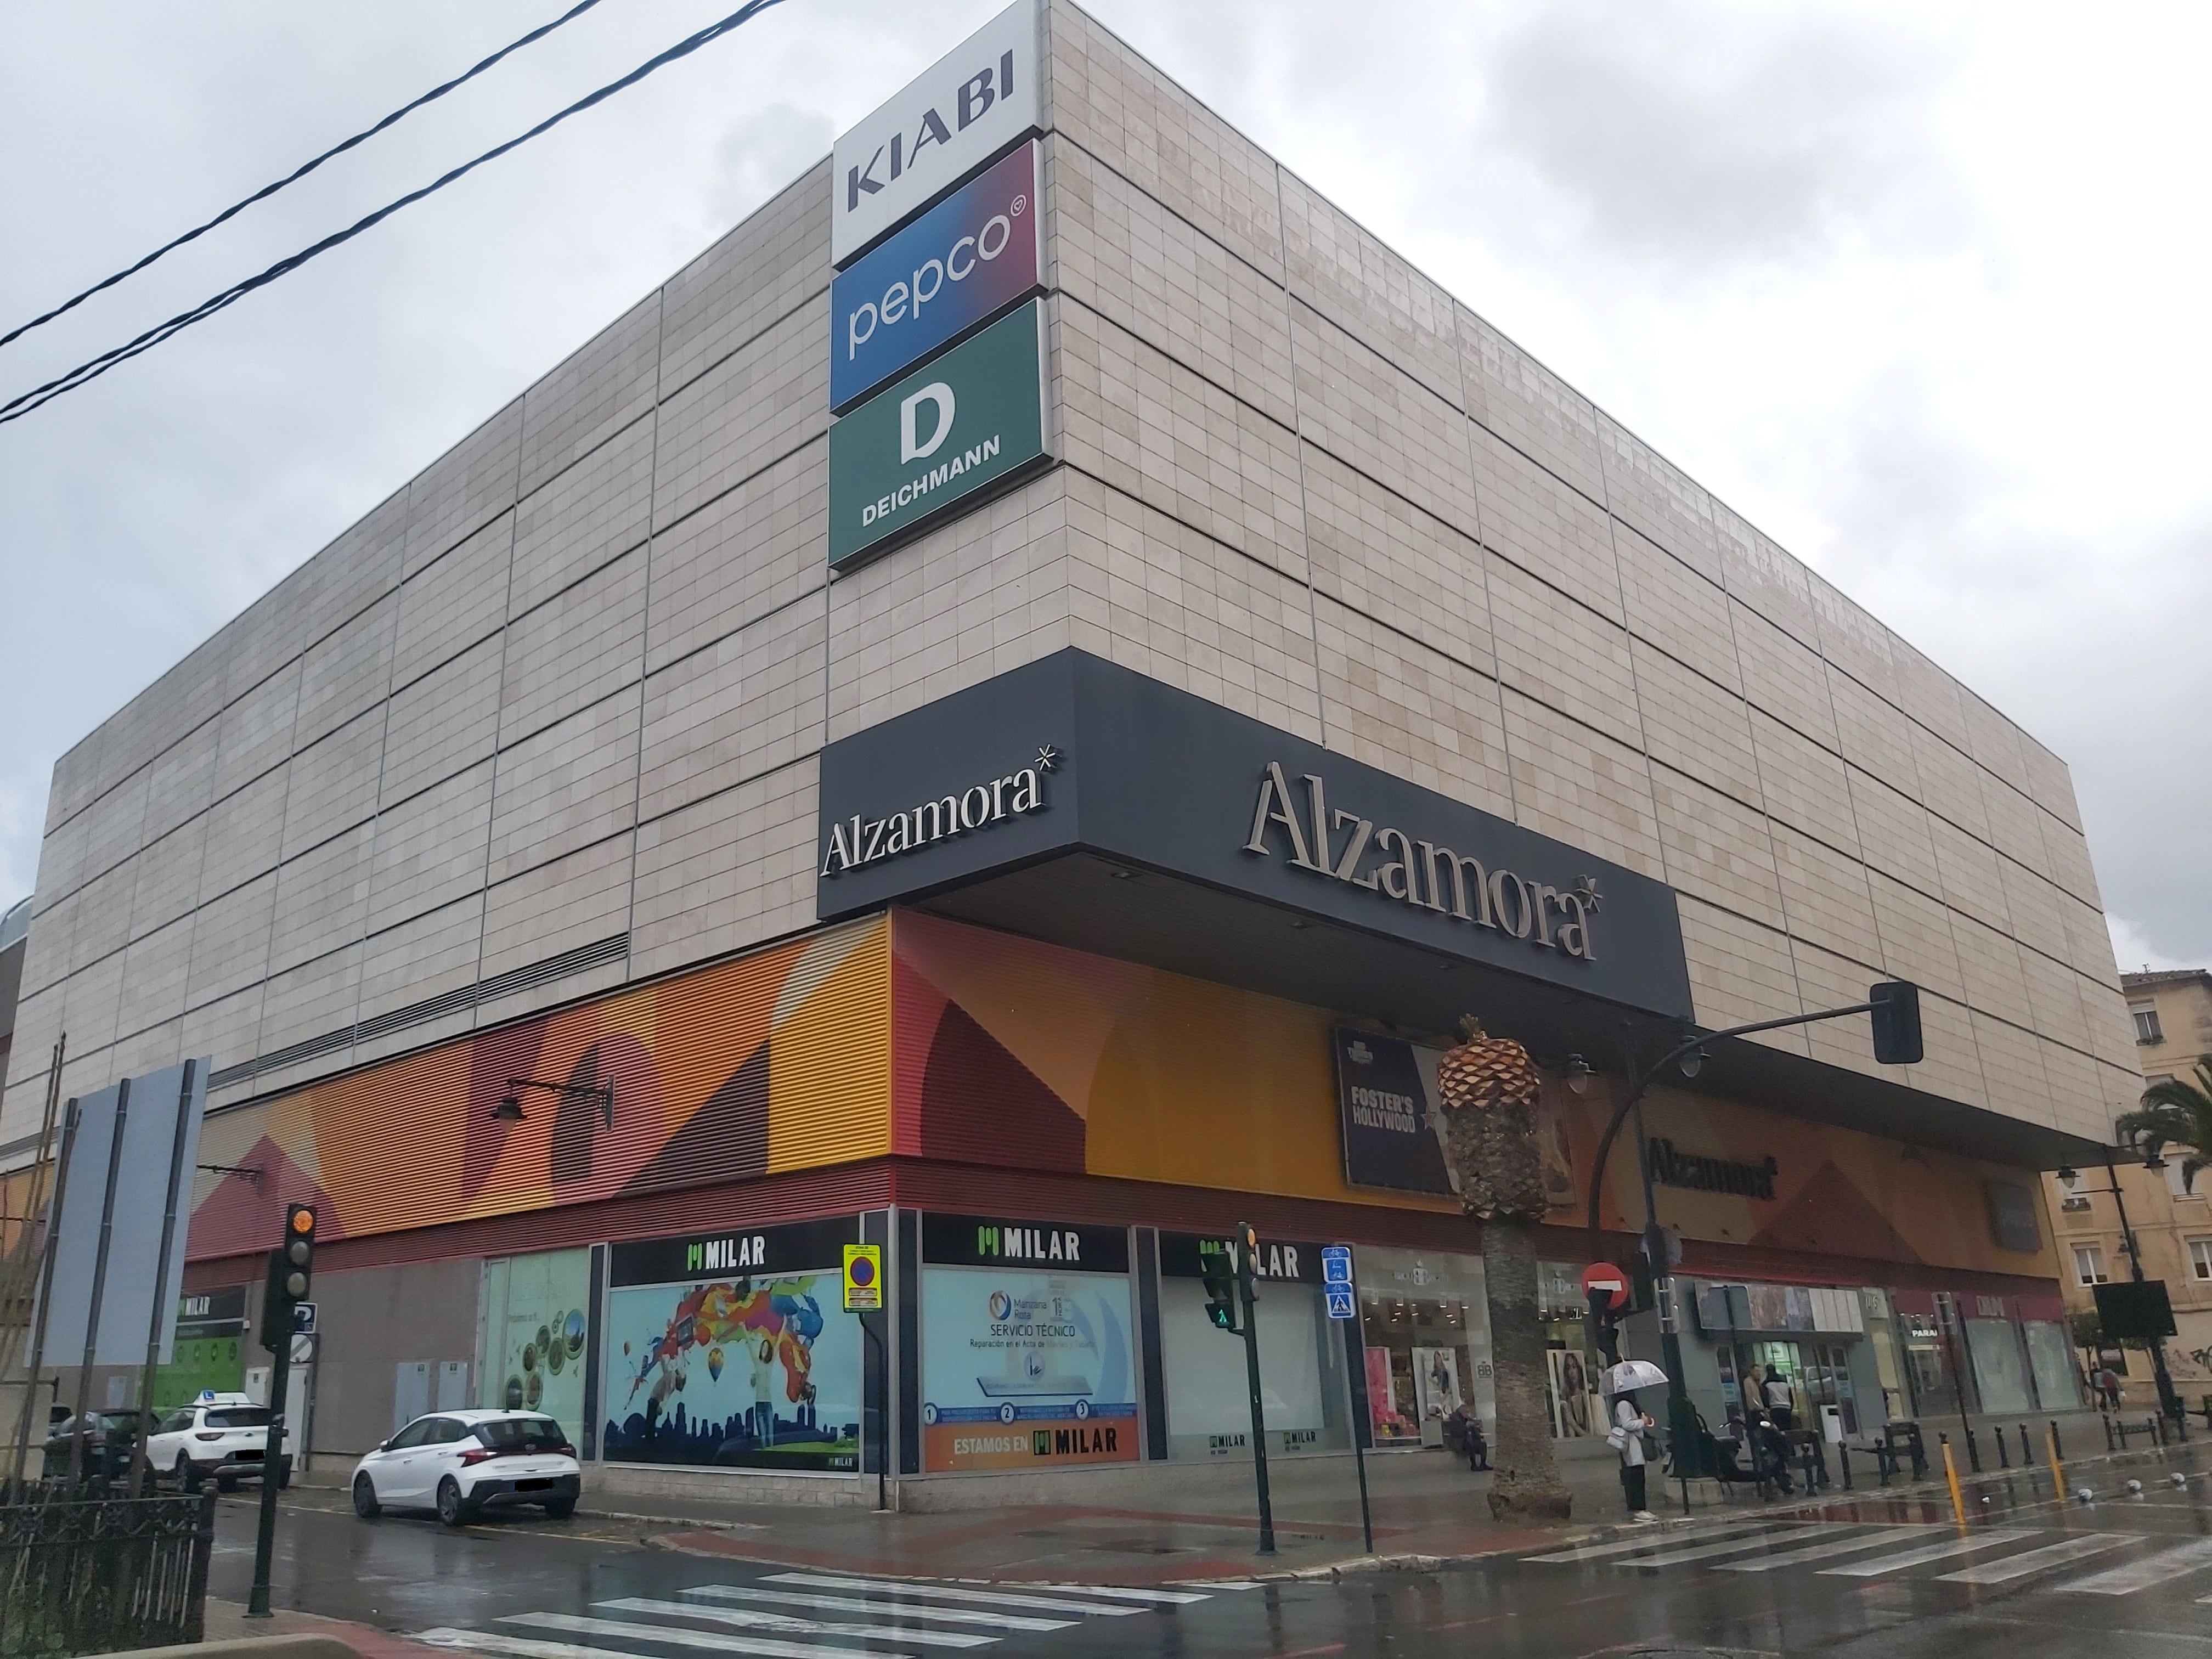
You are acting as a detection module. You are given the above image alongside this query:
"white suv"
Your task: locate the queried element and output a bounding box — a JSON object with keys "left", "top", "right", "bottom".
{"left": 145, "top": 1392, "right": 281, "bottom": 1490}
{"left": 350, "top": 1410, "right": 580, "bottom": 1526}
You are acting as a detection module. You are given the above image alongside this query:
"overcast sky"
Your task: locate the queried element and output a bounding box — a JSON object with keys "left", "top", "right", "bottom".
{"left": 3, "top": 2, "right": 2207, "bottom": 973}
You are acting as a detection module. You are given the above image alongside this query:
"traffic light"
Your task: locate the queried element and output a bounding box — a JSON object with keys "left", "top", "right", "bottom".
{"left": 259, "top": 1205, "right": 315, "bottom": 1353}
{"left": 1199, "top": 1243, "right": 1239, "bottom": 1332}
{"left": 1869, "top": 980, "right": 1923, "bottom": 1066}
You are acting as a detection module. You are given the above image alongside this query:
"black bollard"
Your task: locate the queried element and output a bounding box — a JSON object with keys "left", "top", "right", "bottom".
{"left": 1965, "top": 1425, "right": 1983, "bottom": 1473}
{"left": 1840, "top": 1441, "right": 1853, "bottom": 1491}
{"left": 2152, "top": 1414, "right": 2165, "bottom": 1447}
{"left": 1996, "top": 1425, "right": 2011, "bottom": 1469}
{"left": 2019, "top": 1424, "right": 2035, "bottom": 1467}
{"left": 2106, "top": 1414, "right": 2118, "bottom": 1452}
{"left": 2052, "top": 1418, "right": 2064, "bottom": 1460}
{"left": 2119, "top": 1418, "right": 2132, "bottom": 1449}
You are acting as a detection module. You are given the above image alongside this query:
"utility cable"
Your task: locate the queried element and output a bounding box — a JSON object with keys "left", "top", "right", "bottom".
{"left": 0, "top": 0, "right": 607, "bottom": 353}
{"left": 0, "top": 0, "right": 789, "bottom": 426}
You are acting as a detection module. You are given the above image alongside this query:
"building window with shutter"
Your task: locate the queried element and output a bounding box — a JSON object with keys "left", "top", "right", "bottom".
{"left": 2191, "top": 1240, "right": 2212, "bottom": 1282}
{"left": 2073, "top": 1243, "right": 2110, "bottom": 1286}
{"left": 2133, "top": 1004, "right": 2165, "bottom": 1044}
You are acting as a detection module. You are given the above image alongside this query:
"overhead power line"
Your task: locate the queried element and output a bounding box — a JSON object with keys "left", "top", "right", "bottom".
{"left": 0, "top": 0, "right": 790, "bottom": 427}
{"left": 0, "top": 0, "right": 606, "bottom": 353}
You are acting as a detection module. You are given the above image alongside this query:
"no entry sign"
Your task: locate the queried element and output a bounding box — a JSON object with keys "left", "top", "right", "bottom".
{"left": 1581, "top": 1262, "right": 1630, "bottom": 1310}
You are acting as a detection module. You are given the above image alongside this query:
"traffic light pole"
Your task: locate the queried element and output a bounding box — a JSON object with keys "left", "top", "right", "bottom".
{"left": 245, "top": 1321, "right": 292, "bottom": 1618}
{"left": 1234, "top": 1223, "right": 1276, "bottom": 1556}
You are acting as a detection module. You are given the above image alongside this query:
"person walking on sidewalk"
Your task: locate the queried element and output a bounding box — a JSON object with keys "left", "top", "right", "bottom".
{"left": 1610, "top": 1390, "right": 1658, "bottom": 1522}
{"left": 1762, "top": 1367, "right": 1796, "bottom": 1432}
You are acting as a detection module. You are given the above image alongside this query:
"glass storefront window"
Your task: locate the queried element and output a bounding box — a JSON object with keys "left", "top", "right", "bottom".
{"left": 1159, "top": 1276, "right": 1349, "bottom": 1458}
{"left": 480, "top": 1249, "right": 592, "bottom": 1438}
{"left": 1356, "top": 1247, "right": 1491, "bottom": 1448}
{"left": 1860, "top": 1289, "right": 1909, "bottom": 1425}
{"left": 2023, "top": 1321, "right": 2084, "bottom": 1412}
{"left": 1966, "top": 1318, "right": 2035, "bottom": 1415}
{"left": 1899, "top": 1309, "right": 1962, "bottom": 1417}
{"left": 1538, "top": 1261, "right": 1598, "bottom": 1439}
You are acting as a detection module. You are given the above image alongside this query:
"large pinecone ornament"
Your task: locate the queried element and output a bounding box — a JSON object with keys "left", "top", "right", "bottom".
{"left": 1435, "top": 1017, "right": 1547, "bottom": 1222}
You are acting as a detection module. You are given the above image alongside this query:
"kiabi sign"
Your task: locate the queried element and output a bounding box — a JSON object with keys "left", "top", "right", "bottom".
{"left": 832, "top": 141, "right": 1042, "bottom": 412}
{"left": 827, "top": 300, "right": 1048, "bottom": 567}
{"left": 830, "top": 0, "right": 1043, "bottom": 265}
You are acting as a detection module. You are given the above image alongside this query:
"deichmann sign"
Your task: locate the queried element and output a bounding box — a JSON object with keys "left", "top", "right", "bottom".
{"left": 827, "top": 299, "right": 1048, "bottom": 567}
{"left": 831, "top": 141, "right": 1042, "bottom": 412}
{"left": 830, "top": 0, "right": 1042, "bottom": 265}
{"left": 815, "top": 650, "right": 1695, "bottom": 1019}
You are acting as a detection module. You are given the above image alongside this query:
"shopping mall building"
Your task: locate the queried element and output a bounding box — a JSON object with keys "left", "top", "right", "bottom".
{"left": 3, "top": 1, "right": 2140, "bottom": 1504}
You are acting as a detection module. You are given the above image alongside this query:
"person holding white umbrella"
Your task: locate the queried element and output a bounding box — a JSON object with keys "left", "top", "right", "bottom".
{"left": 1604, "top": 1359, "right": 1667, "bottom": 1522}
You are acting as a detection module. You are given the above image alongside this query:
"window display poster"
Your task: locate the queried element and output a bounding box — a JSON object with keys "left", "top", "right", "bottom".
{"left": 920, "top": 1264, "right": 1138, "bottom": 1470}
{"left": 480, "top": 1249, "right": 591, "bottom": 1436}
{"left": 601, "top": 1218, "right": 862, "bottom": 1472}
{"left": 1365, "top": 1346, "right": 1412, "bottom": 1441}
{"left": 1546, "top": 1347, "right": 1596, "bottom": 1438}
{"left": 1412, "top": 1345, "right": 1463, "bottom": 1423}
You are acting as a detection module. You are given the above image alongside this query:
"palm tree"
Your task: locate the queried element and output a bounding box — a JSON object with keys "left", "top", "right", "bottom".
{"left": 2116, "top": 1060, "right": 2212, "bottom": 1194}
{"left": 1433, "top": 1018, "right": 1572, "bottom": 1523}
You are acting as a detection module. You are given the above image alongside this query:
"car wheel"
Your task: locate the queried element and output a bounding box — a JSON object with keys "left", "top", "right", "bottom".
{"left": 173, "top": 1455, "right": 198, "bottom": 1492}
{"left": 543, "top": 1496, "right": 575, "bottom": 1521}
{"left": 436, "top": 1476, "right": 473, "bottom": 1527}
{"left": 352, "top": 1474, "right": 381, "bottom": 1520}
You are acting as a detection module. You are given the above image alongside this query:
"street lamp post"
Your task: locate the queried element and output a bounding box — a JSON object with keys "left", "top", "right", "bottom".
{"left": 2102, "top": 1149, "right": 2183, "bottom": 1425}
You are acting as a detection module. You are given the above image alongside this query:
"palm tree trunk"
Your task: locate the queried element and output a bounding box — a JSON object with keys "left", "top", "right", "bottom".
{"left": 1482, "top": 1215, "right": 1572, "bottom": 1522}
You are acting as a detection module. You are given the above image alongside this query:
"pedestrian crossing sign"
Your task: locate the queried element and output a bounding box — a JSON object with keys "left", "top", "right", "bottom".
{"left": 842, "top": 1243, "right": 882, "bottom": 1311}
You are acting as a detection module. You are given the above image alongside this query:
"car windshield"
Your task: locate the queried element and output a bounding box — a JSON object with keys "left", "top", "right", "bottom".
{"left": 204, "top": 1408, "right": 270, "bottom": 1427}
{"left": 473, "top": 1417, "right": 565, "bottom": 1451}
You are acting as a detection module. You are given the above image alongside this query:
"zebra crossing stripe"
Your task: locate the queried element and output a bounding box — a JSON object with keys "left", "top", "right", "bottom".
{"left": 1523, "top": 1525, "right": 1781, "bottom": 1564}
{"left": 681, "top": 1585, "right": 1072, "bottom": 1633}
{"left": 1622, "top": 1527, "right": 1826, "bottom": 1568}
{"left": 597, "top": 1597, "right": 993, "bottom": 1650}
{"left": 1936, "top": 1534, "right": 2132, "bottom": 1585}
{"left": 1718, "top": 1527, "right": 1938, "bottom": 1571}
{"left": 2061, "top": 1537, "right": 2212, "bottom": 1594}
{"left": 763, "top": 1573, "right": 1148, "bottom": 1616}
{"left": 980, "top": 1582, "right": 1211, "bottom": 1604}
{"left": 1818, "top": 1528, "right": 2040, "bottom": 1577}
{"left": 426, "top": 1630, "right": 875, "bottom": 1659}
{"left": 507, "top": 1611, "right": 906, "bottom": 1658}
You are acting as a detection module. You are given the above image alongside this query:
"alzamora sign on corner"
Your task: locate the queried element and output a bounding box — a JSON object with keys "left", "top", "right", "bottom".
{"left": 827, "top": 299, "right": 1048, "bottom": 568}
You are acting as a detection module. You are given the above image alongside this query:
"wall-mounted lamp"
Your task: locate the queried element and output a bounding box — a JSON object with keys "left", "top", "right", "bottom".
{"left": 495, "top": 1077, "right": 614, "bottom": 1128}
{"left": 2056, "top": 1165, "right": 2079, "bottom": 1184}
{"left": 1678, "top": 1047, "right": 1708, "bottom": 1080}
{"left": 197, "top": 1162, "right": 264, "bottom": 1184}
{"left": 1564, "top": 1053, "right": 1595, "bottom": 1097}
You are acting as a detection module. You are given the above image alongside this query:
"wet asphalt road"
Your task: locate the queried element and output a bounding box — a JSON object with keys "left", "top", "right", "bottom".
{"left": 215, "top": 1446, "right": 2212, "bottom": 1656}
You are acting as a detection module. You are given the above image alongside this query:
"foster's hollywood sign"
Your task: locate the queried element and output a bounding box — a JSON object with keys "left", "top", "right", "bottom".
{"left": 831, "top": 141, "right": 1042, "bottom": 412}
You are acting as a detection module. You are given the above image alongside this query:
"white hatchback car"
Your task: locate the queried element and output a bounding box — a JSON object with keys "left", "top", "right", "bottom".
{"left": 144, "top": 1392, "right": 279, "bottom": 1490}
{"left": 350, "top": 1409, "right": 580, "bottom": 1526}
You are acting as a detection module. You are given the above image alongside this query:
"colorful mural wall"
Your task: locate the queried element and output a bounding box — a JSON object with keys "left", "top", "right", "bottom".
{"left": 185, "top": 920, "right": 889, "bottom": 1260}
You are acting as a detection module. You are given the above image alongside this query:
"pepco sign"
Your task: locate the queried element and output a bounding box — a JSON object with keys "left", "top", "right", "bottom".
{"left": 831, "top": 142, "right": 1042, "bottom": 413}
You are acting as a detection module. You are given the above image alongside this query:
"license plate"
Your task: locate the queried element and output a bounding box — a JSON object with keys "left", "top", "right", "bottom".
{"left": 515, "top": 1478, "right": 552, "bottom": 1492}
{"left": 234, "top": 1449, "right": 263, "bottom": 1461}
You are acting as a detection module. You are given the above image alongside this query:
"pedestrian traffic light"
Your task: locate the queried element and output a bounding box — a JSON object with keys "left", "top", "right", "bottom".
{"left": 1199, "top": 1243, "right": 1239, "bottom": 1332}
{"left": 259, "top": 1205, "right": 315, "bottom": 1353}
{"left": 1869, "top": 980, "right": 1923, "bottom": 1066}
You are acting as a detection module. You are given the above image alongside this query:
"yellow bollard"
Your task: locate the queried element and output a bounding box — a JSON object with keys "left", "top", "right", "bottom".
{"left": 1941, "top": 1435, "right": 1968, "bottom": 1530}
{"left": 2046, "top": 1423, "right": 2067, "bottom": 1503}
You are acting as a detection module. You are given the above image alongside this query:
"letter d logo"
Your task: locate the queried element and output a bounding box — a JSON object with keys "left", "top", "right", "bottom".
{"left": 900, "top": 382, "right": 955, "bottom": 462}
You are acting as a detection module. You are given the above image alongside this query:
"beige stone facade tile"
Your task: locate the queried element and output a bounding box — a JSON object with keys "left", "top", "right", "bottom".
{"left": 1825, "top": 664, "right": 1919, "bottom": 797}
{"left": 366, "top": 760, "right": 492, "bottom": 930}
{"left": 1770, "top": 821, "right": 1883, "bottom": 967}
{"left": 1972, "top": 1010, "right": 2055, "bottom": 1128}
{"left": 1714, "top": 506, "right": 1818, "bottom": 646}
{"left": 2039, "top": 809, "right": 2103, "bottom": 909}
{"left": 116, "top": 917, "right": 194, "bottom": 1037}
{"left": 498, "top": 548, "right": 645, "bottom": 742}
{"left": 1313, "top": 595, "right": 1511, "bottom": 817}
{"left": 69, "top": 862, "right": 134, "bottom": 975}
{"left": 647, "top": 440, "right": 826, "bottom": 675}
{"left": 1678, "top": 895, "right": 1807, "bottom": 1047}
{"left": 57, "top": 952, "right": 127, "bottom": 1058}
{"left": 403, "top": 398, "right": 522, "bottom": 576}
{"left": 659, "top": 160, "right": 829, "bottom": 402}
{"left": 2076, "top": 973, "right": 2140, "bottom": 1073}
{"left": 1466, "top": 421, "right": 1622, "bottom": 622}
{"left": 266, "top": 823, "right": 371, "bottom": 977}
{"left": 1302, "top": 443, "right": 1492, "bottom": 676}
{"left": 31, "top": 814, "right": 93, "bottom": 920}
{"left": 518, "top": 292, "right": 661, "bottom": 500}
{"left": 1910, "top": 724, "right": 1990, "bottom": 843}
{"left": 653, "top": 296, "right": 827, "bottom": 533}
{"left": 1290, "top": 300, "right": 1475, "bottom": 538}
{"left": 1909, "top": 990, "right": 1989, "bottom": 1111}
{"left": 630, "top": 758, "right": 817, "bottom": 980}
{"left": 477, "top": 832, "right": 633, "bottom": 982}
{"left": 1046, "top": 0, "right": 1286, "bottom": 279}
{"left": 200, "top": 765, "right": 288, "bottom": 907}
{"left": 1790, "top": 938, "right": 1903, "bottom": 1083}
{"left": 510, "top": 411, "right": 656, "bottom": 619}
{"left": 1279, "top": 168, "right": 1462, "bottom": 407}
{"left": 1487, "top": 552, "right": 1642, "bottom": 750}
{"left": 489, "top": 694, "right": 641, "bottom": 886}
{"left": 2059, "top": 890, "right": 2119, "bottom": 984}
{"left": 1733, "top": 601, "right": 1835, "bottom": 750}
{"left": 1887, "top": 634, "right": 1971, "bottom": 753}
{"left": 358, "top": 897, "right": 483, "bottom": 1026}
{"left": 640, "top": 597, "right": 825, "bottom": 824}
{"left": 81, "top": 766, "right": 149, "bottom": 894}
{"left": 1458, "top": 309, "right": 1605, "bottom": 504}
{"left": 1979, "top": 775, "right": 2049, "bottom": 877}
{"left": 1958, "top": 690, "right": 2030, "bottom": 796}
{"left": 254, "top": 944, "right": 362, "bottom": 1062}
{"left": 1615, "top": 522, "right": 1737, "bottom": 693}
{"left": 2020, "top": 737, "right": 2081, "bottom": 833}
{"left": 186, "top": 873, "right": 275, "bottom": 1007}
{"left": 128, "top": 816, "right": 208, "bottom": 940}
{"left": 212, "top": 659, "right": 301, "bottom": 800}
{"left": 1999, "top": 854, "right": 2071, "bottom": 968}
{"left": 1868, "top": 870, "right": 1965, "bottom": 1000}
{"left": 1595, "top": 414, "right": 1719, "bottom": 582}
{"left": 1049, "top": 134, "right": 1295, "bottom": 428}
{"left": 280, "top": 707, "right": 384, "bottom": 862}
{"left": 2020, "top": 944, "right": 2092, "bottom": 1052}
{"left": 294, "top": 592, "right": 397, "bottom": 752}
{"left": 1650, "top": 762, "right": 1785, "bottom": 929}
{"left": 1927, "top": 812, "right": 2012, "bottom": 932}
{"left": 1057, "top": 297, "right": 1307, "bottom": 579}
{"left": 2039, "top": 1040, "right": 2109, "bottom": 1144}
{"left": 1807, "top": 576, "right": 1897, "bottom": 703}
{"left": 393, "top": 511, "right": 512, "bottom": 690}
{"left": 142, "top": 723, "right": 219, "bottom": 853}
{"left": 1748, "top": 709, "right": 1856, "bottom": 855}
{"left": 1628, "top": 640, "right": 1762, "bottom": 807}
{"left": 1500, "top": 688, "right": 1663, "bottom": 879}
{"left": 1951, "top": 911, "right": 2032, "bottom": 1026}
{"left": 381, "top": 636, "right": 502, "bottom": 808}
{"left": 1844, "top": 765, "right": 1937, "bottom": 891}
